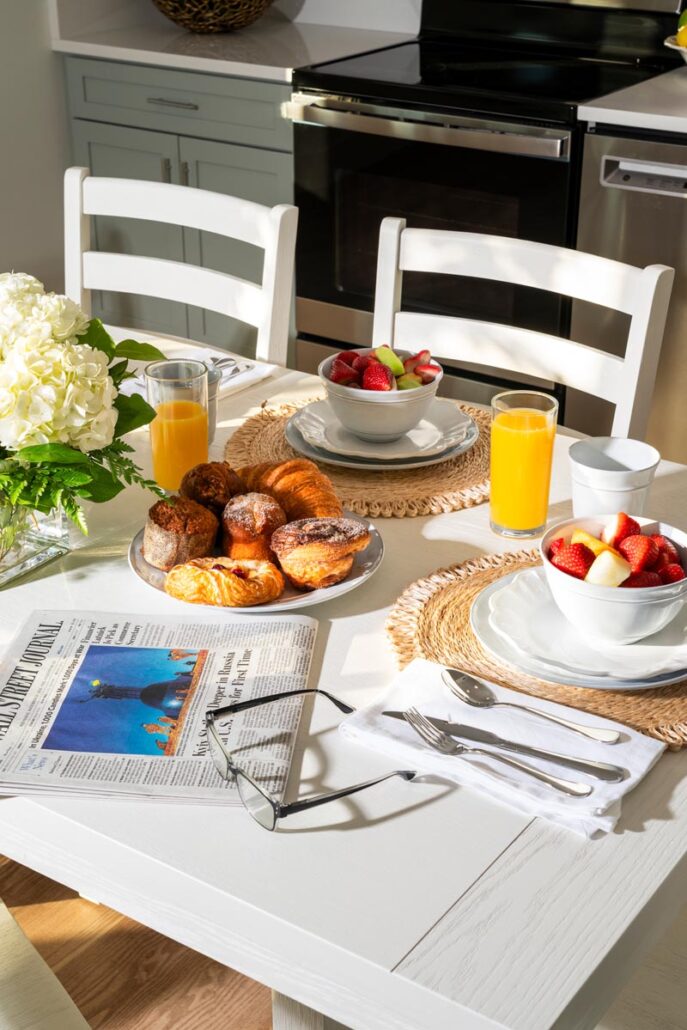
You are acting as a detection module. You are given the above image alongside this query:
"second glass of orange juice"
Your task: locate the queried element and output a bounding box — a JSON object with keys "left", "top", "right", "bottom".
{"left": 146, "top": 360, "right": 209, "bottom": 492}
{"left": 490, "top": 390, "right": 558, "bottom": 537}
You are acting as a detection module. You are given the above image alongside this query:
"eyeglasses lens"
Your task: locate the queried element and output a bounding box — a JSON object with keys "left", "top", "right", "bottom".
{"left": 237, "top": 772, "right": 277, "bottom": 831}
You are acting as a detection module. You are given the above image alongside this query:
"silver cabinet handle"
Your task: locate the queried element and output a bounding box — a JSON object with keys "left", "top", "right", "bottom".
{"left": 147, "top": 96, "right": 199, "bottom": 111}
{"left": 283, "top": 93, "right": 570, "bottom": 161}
{"left": 160, "top": 157, "right": 172, "bottom": 183}
{"left": 180, "top": 161, "right": 190, "bottom": 187}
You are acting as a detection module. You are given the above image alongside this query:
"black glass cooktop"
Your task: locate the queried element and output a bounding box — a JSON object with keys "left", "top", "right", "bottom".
{"left": 295, "top": 39, "right": 677, "bottom": 125}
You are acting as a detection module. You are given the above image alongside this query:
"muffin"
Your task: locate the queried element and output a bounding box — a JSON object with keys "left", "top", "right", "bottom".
{"left": 143, "top": 496, "right": 218, "bottom": 571}
{"left": 179, "top": 462, "right": 244, "bottom": 516}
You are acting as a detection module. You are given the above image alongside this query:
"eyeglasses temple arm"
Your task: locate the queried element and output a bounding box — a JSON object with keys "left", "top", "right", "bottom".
{"left": 209, "top": 687, "right": 354, "bottom": 719}
{"left": 277, "top": 770, "right": 416, "bottom": 818}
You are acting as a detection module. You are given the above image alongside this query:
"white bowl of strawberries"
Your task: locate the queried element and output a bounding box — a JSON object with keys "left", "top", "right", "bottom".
{"left": 318, "top": 346, "right": 443, "bottom": 443}
{"left": 541, "top": 513, "right": 687, "bottom": 644}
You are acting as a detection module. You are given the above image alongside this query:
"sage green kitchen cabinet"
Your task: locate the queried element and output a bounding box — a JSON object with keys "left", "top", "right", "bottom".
{"left": 72, "top": 119, "right": 190, "bottom": 338}
{"left": 180, "top": 136, "right": 293, "bottom": 356}
{"left": 65, "top": 56, "right": 294, "bottom": 354}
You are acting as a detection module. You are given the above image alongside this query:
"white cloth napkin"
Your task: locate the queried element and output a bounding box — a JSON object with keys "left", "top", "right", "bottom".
{"left": 120, "top": 348, "right": 276, "bottom": 400}
{"left": 339, "top": 658, "right": 665, "bottom": 836}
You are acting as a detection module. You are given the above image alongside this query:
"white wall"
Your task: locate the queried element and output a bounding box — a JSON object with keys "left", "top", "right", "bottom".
{"left": 0, "top": 0, "right": 70, "bottom": 291}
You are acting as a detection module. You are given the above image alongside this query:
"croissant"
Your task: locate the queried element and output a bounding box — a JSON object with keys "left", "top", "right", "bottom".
{"left": 271, "top": 517, "right": 371, "bottom": 590}
{"left": 236, "top": 459, "right": 343, "bottom": 521}
{"left": 165, "top": 557, "right": 285, "bottom": 607}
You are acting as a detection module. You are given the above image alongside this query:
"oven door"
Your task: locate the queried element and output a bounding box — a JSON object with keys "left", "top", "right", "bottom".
{"left": 289, "top": 93, "right": 576, "bottom": 352}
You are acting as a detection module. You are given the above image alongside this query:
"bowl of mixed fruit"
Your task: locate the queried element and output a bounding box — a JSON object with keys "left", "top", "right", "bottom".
{"left": 541, "top": 513, "right": 687, "bottom": 644}
{"left": 318, "top": 346, "right": 443, "bottom": 442}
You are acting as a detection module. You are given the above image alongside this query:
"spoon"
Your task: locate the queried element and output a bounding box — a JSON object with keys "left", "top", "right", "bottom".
{"left": 442, "top": 669, "right": 621, "bottom": 744}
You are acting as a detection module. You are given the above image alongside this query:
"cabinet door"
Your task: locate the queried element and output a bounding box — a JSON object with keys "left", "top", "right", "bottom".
{"left": 72, "top": 119, "right": 189, "bottom": 337}
{"left": 180, "top": 136, "right": 293, "bottom": 357}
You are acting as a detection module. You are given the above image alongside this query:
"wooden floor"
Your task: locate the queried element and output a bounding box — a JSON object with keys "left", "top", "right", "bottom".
{"left": 0, "top": 856, "right": 272, "bottom": 1030}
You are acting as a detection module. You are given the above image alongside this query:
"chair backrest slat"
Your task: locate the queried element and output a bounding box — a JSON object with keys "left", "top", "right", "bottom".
{"left": 392, "top": 312, "right": 625, "bottom": 403}
{"left": 64, "top": 167, "right": 298, "bottom": 365}
{"left": 373, "top": 217, "right": 674, "bottom": 438}
{"left": 83, "top": 252, "right": 264, "bottom": 326}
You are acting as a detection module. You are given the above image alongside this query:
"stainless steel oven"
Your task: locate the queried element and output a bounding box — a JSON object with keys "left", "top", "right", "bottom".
{"left": 288, "top": 0, "right": 679, "bottom": 406}
{"left": 289, "top": 92, "right": 577, "bottom": 399}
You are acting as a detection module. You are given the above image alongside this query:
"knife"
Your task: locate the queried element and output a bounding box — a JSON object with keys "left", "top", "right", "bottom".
{"left": 382, "top": 711, "right": 626, "bottom": 782}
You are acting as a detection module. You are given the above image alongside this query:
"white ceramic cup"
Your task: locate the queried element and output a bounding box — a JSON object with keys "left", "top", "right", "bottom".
{"left": 568, "top": 437, "right": 660, "bottom": 518}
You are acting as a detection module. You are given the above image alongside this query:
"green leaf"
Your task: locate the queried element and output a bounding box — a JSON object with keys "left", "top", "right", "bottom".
{"left": 15, "top": 443, "right": 89, "bottom": 465}
{"left": 113, "top": 339, "right": 166, "bottom": 362}
{"left": 59, "top": 467, "right": 94, "bottom": 488}
{"left": 81, "top": 463, "right": 124, "bottom": 503}
{"left": 114, "top": 393, "right": 157, "bottom": 437}
{"left": 78, "top": 318, "right": 115, "bottom": 359}
{"left": 108, "top": 359, "right": 129, "bottom": 387}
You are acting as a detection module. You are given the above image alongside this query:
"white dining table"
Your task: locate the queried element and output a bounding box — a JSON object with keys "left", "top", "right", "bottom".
{"left": 0, "top": 332, "right": 686, "bottom": 1030}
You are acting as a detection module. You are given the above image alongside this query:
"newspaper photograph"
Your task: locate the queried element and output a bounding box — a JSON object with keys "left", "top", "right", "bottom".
{"left": 0, "top": 610, "right": 317, "bottom": 804}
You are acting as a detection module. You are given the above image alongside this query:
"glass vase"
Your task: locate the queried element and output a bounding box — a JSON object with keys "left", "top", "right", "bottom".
{"left": 0, "top": 502, "right": 71, "bottom": 587}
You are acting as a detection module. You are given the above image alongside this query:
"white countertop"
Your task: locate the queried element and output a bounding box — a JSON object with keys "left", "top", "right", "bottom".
{"left": 579, "top": 66, "right": 687, "bottom": 136}
{"left": 51, "top": 8, "right": 412, "bottom": 84}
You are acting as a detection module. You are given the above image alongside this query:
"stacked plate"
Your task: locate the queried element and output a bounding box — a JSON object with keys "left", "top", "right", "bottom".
{"left": 471, "top": 567, "right": 687, "bottom": 691}
{"left": 286, "top": 399, "right": 478, "bottom": 471}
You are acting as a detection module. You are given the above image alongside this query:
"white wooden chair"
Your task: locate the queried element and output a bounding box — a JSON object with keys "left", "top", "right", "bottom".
{"left": 63, "top": 166, "right": 298, "bottom": 366}
{"left": 372, "top": 218, "right": 674, "bottom": 438}
{"left": 0, "top": 898, "right": 89, "bottom": 1029}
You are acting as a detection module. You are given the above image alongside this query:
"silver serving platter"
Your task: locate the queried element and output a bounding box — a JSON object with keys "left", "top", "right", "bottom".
{"left": 128, "top": 513, "right": 384, "bottom": 613}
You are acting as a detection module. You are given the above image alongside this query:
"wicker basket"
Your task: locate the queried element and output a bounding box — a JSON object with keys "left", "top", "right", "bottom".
{"left": 152, "top": 0, "right": 274, "bottom": 33}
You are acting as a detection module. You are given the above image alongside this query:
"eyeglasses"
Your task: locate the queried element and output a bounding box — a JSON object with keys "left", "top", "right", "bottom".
{"left": 205, "top": 688, "right": 416, "bottom": 831}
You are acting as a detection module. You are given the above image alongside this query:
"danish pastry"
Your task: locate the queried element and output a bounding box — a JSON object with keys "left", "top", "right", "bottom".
{"left": 179, "top": 462, "right": 244, "bottom": 516}
{"left": 236, "top": 459, "right": 343, "bottom": 521}
{"left": 221, "top": 492, "right": 287, "bottom": 561}
{"left": 143, "top": 496, "right": 218, "bottom": 572}
{"left": 164, "top": 557, "right": 285, "bottom": 607}
{"left": 271, "top": 517, "right": 371, "bottom": 590}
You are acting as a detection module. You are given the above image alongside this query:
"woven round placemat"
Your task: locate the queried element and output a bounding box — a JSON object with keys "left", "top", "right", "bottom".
{"left": 386, "top": 550, "right": 687, "bottom": 749}
{"left": 225, "top": 398, "right": 491, "bottom": 518}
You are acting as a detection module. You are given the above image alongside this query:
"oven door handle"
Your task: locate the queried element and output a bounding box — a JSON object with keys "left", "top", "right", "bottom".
{"left": 283, "top": 94, "right": 570, "bottom": 160}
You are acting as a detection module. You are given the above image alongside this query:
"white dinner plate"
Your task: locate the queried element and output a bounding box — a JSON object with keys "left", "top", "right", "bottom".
{"left": 292, "top": 399, "right": 471, "bottom": 460}
{"left": 128, "top": 513, "right": 383, "bottom": 613}
{"left": 470, "top": 572, "right": 687, "bottom": 691}
{"left": 489, "top": 567, "right": 687, "bottom": 680}
{"left": 284, "top": 413, "right": 479, "bottom": 471}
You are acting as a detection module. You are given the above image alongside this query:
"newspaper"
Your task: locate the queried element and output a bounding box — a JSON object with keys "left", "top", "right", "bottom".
{"left": 0, "top": 611, "right": 317, "bottom": 804}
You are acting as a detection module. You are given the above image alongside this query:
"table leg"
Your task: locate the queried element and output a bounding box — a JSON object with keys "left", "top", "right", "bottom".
{"left": 271, "top": 991, "right": 349, "bottom": 1030}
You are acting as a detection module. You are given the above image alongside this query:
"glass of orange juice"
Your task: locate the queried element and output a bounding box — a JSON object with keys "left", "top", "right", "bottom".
{"left": 145, "top": 360, "right": 209, "bottom": 492}
{"left": 490, "top": 390, "right": 558, "bottom": 538}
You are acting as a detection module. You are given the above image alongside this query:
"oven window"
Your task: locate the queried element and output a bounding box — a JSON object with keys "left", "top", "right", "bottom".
{"left": 335, "top": 170, "right": 520, "bottom": 320}
{"left": 295, "top": 123, "right": 574, "bottom": 341}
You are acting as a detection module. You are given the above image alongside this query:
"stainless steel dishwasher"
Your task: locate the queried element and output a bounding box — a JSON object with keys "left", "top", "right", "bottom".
{"left": 570, "top": 130, "right": 687, "bottom": 461}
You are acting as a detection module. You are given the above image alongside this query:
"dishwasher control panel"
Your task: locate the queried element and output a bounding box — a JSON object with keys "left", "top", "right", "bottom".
{"left": 602, "top": 156, "right": 687, "bottom": 199}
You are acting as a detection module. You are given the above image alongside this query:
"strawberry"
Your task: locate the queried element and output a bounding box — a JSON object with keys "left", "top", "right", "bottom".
{"left": 362, "top": 363, "right": 394, "bottom": 391}
{"left": 651, "top": 550, "right": 670, "bottom": 572}
{"left": 403, "top": 349, "right": 431, "bottom": 374}
{"left": 548, "top": 536, "right": 565, "bottom": 560}
{"left": 352, "top": 354, "right": 376, "bottom": 375}
{"left": 601, "top": 512, "right": 641, "bottom": 549}
{"left": 622, "top": 571, "right": 662, "bottom": 588}
{"left": 650, "top": 534, "right": 680, "bottom": 565}
{"left": 659, "top": 563, "right": 686, "bottom": 584}
{"left": 551, "top": 542, "right": 595, "bottom": 580}
{"left": 618, "top": 534, "right": 659, "bottom": 573}
{"left": 329, "top": 358, "right": 359, "bottom": 385}
{"left": 414, "top": 362, "right": 441, "bottom": 384}
{"left": 334, "top": 351, "right": 357, "bottom": 366}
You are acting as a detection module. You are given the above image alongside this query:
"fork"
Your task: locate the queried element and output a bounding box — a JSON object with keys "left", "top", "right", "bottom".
{"left": 404, "top": 707, "right": 592, "bottom": 798}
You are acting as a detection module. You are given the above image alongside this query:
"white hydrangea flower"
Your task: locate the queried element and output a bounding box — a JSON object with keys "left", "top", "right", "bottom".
{"left": 35, "top": 292, "right": 90, "bottom": 341}
{"left": 0, "top": 335, "right": 118, "bottom": 453}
